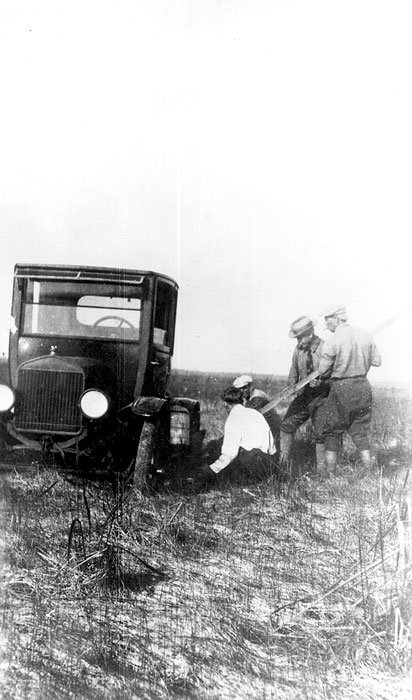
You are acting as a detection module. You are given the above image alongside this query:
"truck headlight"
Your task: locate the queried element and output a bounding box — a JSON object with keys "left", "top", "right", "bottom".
{"left": 0, "top": 384, "right": 15, "bottom": 412}
{"left": 80, "top": 390, "right": 109, "bottom": 419}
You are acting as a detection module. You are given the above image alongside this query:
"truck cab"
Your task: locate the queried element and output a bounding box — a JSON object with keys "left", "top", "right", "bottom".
{"left": 0, "top": 264, "right": 200, "bottom": 483}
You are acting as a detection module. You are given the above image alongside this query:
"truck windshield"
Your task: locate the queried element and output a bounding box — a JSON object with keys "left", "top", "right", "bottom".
{"left": 21, "top": 280, "right": 142, "bottom": 340}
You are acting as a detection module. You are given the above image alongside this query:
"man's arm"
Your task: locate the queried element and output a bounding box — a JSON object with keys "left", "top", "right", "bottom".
{"left": 209, "top": 412, "right": 240, "bottom": 474}
{"left": 287, "top": 349, "right": 299, "bottom": 384}
{"left": 371, "top": 341, "right": 382, "bottom": 367}
{"left": 317, "top": 339, "right": 336, "bottom": 377}
{"left": 209, "top": 453, "right": 235, "bottom": 474}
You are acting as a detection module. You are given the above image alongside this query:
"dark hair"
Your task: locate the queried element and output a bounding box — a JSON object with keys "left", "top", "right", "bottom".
{"left": 221, "top": 387, "right": 243, "bottom": 405}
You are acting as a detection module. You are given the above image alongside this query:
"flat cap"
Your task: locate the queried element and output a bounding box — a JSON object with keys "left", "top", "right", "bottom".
{"left": 319, "top": 303, "right": 348, "bottom": 319}
{"left": 232, "top": 374, "right": 253, "bottom": 388}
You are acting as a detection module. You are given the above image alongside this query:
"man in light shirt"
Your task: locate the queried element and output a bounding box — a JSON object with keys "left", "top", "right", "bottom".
{"left": 199, "top": 386, "right": 276, "bottom": 483}
{"left": 232, "top": 374, "right": 281, "bottom": 447}
{"left": 315, "top": 303, "right": 382, "bottom": 472}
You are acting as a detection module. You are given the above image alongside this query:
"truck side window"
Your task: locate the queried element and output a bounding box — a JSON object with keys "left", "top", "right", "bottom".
{"left": 154, "top": 282, "right": 175, "bottom": 348}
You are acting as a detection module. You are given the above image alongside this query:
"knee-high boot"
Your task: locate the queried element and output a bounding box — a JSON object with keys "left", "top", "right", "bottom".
{"left": 315, "top": 443, "right": 327, "bottom": 472}
{"left": 279, "top": 431, "right": 294, "bottom": 476}
{"left": 359, "top": 449, "right": 373, "bottom": 469}
{"left": 325, "top": 450, "right": 337, "bottom": 471}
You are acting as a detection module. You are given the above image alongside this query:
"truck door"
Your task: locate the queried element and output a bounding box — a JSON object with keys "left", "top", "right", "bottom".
{"left": 146, "top": 280, "right": 177, "bottom": 396}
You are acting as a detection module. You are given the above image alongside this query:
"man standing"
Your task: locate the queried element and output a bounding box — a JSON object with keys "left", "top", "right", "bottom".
{"left": 200, "top": 386, "right": 276, "bottom": 482}
{"left": 279, "top": 316, "right": 329, "bottom": 473}
{"left": 316, "top": 304, "right": 382, "bottom": 471}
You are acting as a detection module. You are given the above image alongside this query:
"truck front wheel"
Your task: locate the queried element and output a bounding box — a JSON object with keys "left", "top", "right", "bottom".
{"left": 133, "top": 418, "right": 169, "bottom": 489}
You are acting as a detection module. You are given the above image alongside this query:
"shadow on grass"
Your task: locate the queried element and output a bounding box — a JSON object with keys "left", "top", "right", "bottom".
{"left": 114, "top": 569, "right": 170, "bottom": 593}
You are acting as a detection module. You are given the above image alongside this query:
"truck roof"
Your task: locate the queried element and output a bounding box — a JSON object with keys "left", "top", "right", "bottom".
{"left": 14, "top": 263, "right": 179, "bottom": 289}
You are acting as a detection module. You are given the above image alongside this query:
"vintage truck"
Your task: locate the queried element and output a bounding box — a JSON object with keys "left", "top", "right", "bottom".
{"left": 0, "top": 264, "right": 200, "bottom": 485}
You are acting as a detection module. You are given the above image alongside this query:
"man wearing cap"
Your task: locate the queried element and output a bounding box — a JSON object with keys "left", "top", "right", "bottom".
{"left": 279, "top": 316, "right": 329, "bottom": 473}
{"left": 198, "top": 386, "right": 277, "bottom": 484}
{"left": 232, "top": 375, "right": 270, "bottom": 410}
{"left": 315, "top": 304, "right": 381, "bottom": 471}
{"left": 232, "top": 375, "right": 281, "bottom": 443}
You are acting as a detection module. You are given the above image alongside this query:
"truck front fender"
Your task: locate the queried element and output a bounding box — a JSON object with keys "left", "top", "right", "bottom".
{"left": 170, "top": 397, "right": 200, "bottom": 412}
{"left": 131, "top": 396, "right": 168, "bottom": 418}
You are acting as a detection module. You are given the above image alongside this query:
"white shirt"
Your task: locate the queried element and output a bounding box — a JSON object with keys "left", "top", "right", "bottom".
{"left": 210, "top": 404, "right": 276, "bottom": 474}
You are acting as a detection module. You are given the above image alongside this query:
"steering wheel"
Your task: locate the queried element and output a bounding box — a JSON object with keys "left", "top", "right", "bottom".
{"left": 93, "top": 315, "right": 135, "bottom": 329}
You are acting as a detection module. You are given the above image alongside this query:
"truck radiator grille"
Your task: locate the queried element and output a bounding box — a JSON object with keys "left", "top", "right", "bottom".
{"left": 15, "top": 368, "right": 85, "bottom": 433}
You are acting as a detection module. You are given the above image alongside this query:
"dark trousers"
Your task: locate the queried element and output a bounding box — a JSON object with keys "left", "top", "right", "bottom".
{"left": 205, "top": 440, "right": 275, "bottom": 481}
{"left": 280, "top": 385, "right": 329, "bottom": 442}
{"left": 312, "top": 377, "right": 372, "bottom": 452}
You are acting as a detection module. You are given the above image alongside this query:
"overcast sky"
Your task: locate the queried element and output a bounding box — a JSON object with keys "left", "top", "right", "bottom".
{"left": 0, "top": 1, "right": 411, "bottom": 383}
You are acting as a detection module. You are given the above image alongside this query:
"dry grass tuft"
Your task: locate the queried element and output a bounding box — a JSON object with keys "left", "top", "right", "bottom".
{"left": 0, "top": 379, "right": 411, "bottom": 699}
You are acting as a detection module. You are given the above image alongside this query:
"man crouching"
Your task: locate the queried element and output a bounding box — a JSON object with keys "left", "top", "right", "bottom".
{"left": 198, "top": 386, "right": 277, "bottom": 485}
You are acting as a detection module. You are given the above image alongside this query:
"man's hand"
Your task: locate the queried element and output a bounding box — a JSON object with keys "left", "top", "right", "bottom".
{"left": 309, "top": 378, "right": 322, "bottom": 388}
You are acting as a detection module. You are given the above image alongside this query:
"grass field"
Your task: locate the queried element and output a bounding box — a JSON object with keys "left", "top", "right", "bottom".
{"left": 0, "top": 371, "right": 411, "bottom": 699}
